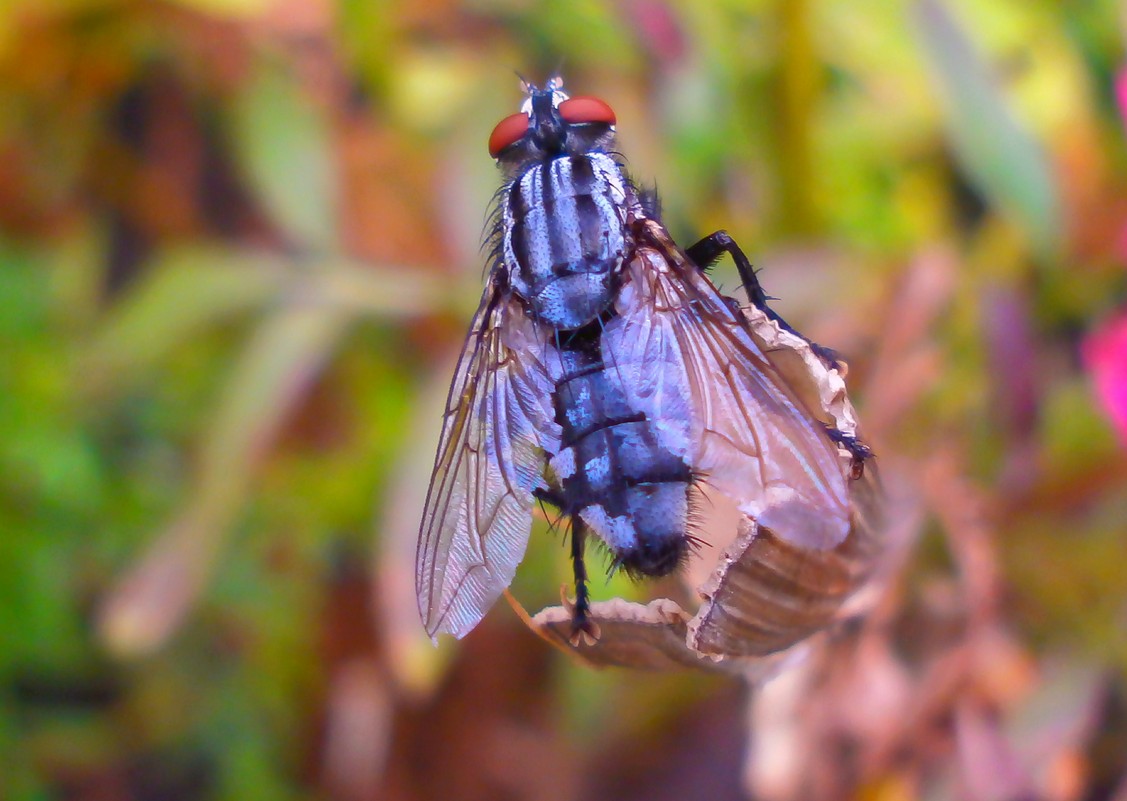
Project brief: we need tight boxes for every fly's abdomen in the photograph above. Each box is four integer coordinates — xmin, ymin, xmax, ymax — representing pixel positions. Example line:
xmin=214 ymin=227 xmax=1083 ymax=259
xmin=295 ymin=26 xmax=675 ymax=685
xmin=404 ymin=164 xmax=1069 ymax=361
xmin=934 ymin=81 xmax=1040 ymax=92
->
xmin=549 ymin=344 xmax=694 ymax=576
xmin=503 ymin=153 xmax=628 ymax=329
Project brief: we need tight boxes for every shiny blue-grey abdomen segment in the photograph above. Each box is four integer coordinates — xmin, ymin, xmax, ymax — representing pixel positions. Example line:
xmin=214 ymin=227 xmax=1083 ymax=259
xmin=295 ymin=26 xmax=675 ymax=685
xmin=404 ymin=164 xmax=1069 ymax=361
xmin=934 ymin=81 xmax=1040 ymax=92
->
xmin=502 ymin=153 xmax=628 ymax=330
xmin=548 ymin=345 xmax=694 ymax=577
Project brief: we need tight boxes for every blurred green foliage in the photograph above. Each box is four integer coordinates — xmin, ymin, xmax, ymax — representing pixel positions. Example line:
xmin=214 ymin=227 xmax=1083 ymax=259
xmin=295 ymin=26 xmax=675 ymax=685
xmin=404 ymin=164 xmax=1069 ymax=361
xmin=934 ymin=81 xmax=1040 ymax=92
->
xmin=2 ymin=1 xmax=1127 ymax=800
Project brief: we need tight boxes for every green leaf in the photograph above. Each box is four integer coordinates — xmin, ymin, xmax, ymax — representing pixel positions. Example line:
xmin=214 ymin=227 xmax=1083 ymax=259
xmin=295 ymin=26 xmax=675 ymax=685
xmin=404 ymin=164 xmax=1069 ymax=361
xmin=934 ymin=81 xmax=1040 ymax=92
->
xmin=231 ymin=63 xmax=339 ymax=253
xmin=84 ymin=247 xmax=287 ymax=392
xmin=915 ymin=0 xmax=1062 ymax=257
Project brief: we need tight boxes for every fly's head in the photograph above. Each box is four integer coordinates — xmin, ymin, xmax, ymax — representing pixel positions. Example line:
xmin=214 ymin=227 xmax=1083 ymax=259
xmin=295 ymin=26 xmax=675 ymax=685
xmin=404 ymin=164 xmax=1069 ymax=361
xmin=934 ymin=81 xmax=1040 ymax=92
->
xmin=488 ymin=76 xmax=618 ymax=177
xmin=487 ymin=77 xmax=634 ymax=330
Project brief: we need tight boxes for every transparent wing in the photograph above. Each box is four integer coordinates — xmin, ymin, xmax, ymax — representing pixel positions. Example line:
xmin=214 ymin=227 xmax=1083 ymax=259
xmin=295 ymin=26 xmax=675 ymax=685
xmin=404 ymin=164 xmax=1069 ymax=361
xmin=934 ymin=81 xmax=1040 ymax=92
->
xmin=416 ymin=281 xmax=560 ymax=639
xmin=605 ymin=220 xmax=850 ymax=549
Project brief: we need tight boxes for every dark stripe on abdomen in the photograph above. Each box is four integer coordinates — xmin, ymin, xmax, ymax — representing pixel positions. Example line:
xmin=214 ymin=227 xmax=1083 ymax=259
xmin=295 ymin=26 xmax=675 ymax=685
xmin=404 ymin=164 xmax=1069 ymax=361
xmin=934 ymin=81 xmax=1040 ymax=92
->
xmin=561 ymin=412 xmax=646 ymax=450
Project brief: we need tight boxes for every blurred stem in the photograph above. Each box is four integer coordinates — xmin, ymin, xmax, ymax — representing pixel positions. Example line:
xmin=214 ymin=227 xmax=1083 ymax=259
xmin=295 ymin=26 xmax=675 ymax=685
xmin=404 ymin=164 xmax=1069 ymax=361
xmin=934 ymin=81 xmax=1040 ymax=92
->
xmin=773 ymin=0 xmax=819 ymax=236
xmin=98 ymin=303 xmax=349 ymax=656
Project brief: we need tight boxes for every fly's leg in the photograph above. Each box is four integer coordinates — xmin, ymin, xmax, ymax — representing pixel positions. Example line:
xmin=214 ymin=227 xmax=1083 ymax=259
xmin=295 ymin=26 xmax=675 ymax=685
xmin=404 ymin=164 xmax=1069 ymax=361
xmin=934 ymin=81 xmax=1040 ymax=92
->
xmin=686 ymin=230 xmax=771 ymax=310
xmin=533 ymin=487 xmax=567 ymax=532
xmin=687 ymin=230 xmax=874 ymax=477
xmin=568 ymin=517 xmax=598 ymax=644
xmin=533 ymin=490 xmax=600 ymax=643
xmin=825 ymin=427 xmax=874 ymax=479
xmin=685 ymin=230 xmax=842 ymax=369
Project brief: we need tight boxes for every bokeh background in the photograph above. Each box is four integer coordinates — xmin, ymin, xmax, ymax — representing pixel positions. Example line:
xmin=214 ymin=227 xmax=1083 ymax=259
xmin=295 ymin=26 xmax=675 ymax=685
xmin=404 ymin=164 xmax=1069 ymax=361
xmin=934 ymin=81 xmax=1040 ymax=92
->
xmin=3 ymin=0 xmax=1127 ymax=799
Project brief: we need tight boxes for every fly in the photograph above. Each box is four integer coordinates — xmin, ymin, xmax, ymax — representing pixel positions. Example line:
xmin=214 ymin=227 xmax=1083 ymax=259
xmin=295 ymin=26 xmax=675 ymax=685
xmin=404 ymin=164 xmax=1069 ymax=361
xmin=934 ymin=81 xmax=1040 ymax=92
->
xmin=415 ymin=77 xmax=870 ymax=642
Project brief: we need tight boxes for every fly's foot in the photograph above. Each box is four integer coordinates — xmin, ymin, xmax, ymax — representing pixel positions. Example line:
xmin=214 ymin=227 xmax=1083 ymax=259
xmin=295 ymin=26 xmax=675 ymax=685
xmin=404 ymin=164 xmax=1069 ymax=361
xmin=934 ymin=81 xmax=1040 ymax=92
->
xmin=561 ymin=585 xmax=600 ymax=646
xmin=825 ymin=427 xmax=873 ymax=479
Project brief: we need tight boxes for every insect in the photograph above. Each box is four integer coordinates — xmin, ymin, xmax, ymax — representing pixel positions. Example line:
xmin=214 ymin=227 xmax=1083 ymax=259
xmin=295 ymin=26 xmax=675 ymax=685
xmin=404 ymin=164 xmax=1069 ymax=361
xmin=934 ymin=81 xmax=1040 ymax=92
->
xmin=416 ymin=77 xmax=870 ymax=642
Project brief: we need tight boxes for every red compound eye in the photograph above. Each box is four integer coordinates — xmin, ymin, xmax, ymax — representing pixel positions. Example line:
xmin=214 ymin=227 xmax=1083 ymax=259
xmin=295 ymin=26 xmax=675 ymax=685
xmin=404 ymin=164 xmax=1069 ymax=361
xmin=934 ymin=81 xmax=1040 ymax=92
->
xmin=488 ymin=112 xmax=530 ymax=158
xmin=558 ymin=96 xmax=616 ymax=126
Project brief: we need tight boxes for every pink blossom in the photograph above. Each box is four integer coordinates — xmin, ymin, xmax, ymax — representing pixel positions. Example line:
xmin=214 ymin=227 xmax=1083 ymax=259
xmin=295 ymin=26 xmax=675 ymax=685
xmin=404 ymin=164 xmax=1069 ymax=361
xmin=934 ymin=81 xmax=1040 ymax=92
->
xmin=1083 ymin=312 xmax=1127 ymax=445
